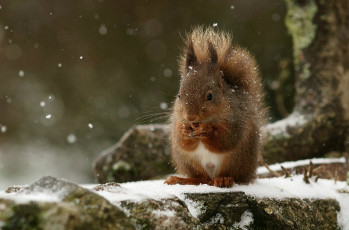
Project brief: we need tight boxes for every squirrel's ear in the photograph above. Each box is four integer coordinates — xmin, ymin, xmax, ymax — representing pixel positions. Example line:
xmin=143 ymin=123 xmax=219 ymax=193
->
xmin=186 ymin=40 xmax=197 ymax=69
xmin=208 ymin=42 xmax=218 ymax=65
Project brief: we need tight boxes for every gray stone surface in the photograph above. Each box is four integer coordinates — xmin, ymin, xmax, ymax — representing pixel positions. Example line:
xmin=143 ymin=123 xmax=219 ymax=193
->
xmin=0 ymin=176 xmax=341 ymax=230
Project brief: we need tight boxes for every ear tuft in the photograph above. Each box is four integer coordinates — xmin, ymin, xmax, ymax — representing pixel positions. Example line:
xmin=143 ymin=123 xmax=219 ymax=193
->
xmin=208 ymin=42 xmax=218 ymax=64
xmin=186 ymin=40 xmax=197 ymax=69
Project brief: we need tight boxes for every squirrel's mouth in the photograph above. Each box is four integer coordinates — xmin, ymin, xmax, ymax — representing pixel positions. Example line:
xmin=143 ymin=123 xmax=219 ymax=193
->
xmin=188 ymin=122 xmax=212 ymax=138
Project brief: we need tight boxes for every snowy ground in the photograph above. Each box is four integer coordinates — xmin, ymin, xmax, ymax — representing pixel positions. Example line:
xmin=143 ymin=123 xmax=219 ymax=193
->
xmin=2 ymin=175 xmax=347 ymax=228
xmin=0 ymin=157 xmax=348 ymax=228
xmin=89 ymin=176 xmax=349 ymax=229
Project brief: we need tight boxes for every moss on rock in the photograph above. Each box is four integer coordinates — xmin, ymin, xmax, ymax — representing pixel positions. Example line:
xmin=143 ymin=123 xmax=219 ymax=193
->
xmin=285 ymin=0 xmax=318 ymax=70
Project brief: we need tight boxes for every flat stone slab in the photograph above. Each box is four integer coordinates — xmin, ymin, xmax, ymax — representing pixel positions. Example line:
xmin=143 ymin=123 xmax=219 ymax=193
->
xmin=0 ymin=176 xmax=346 ymax=229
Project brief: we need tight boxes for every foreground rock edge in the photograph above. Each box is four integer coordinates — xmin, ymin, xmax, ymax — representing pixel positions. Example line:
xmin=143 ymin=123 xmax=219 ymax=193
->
xmin=0 ymin=176 xmax=341 ymax=229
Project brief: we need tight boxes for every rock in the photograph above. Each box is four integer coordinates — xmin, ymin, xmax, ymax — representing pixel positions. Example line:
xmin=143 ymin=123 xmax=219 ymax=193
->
xmin=5 ymin=186 xmax=22 ymax=194
xmin=93 ymin=182 xmax=121 ymax=191
xmin=247 ymin=197 xmax=340 ymax=229
xmin=0 ymin=176 xmax=341 ymax=230
xmin=0 ymin=176 xmax=134 ymax=230
xmin=93 ymin=124 xmax=173 ymax=183
xmin=184 ymin=192 xmax=249 ymax=226
xmin=120 ymin=198 xmax=200 ymax=229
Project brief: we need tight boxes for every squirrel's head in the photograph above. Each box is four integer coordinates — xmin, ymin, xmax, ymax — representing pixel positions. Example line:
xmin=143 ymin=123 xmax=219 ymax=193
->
xmin=175 ymin=41 xmax=231 ymax=123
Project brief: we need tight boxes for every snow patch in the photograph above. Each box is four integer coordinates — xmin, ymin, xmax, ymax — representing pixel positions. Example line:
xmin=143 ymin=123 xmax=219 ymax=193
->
xmin=183 ymin=198 xmax=206 ymax=219
xmin=233 ymin=210 xmax=253 ymax=229
xmin=152 ymin=209 xmax=176 ymax=218
xmin=0 ymin=190 xmax=60 ymax=204
xmin=208 ymin=213 xmax=224 ymax=225
xmin=337 ymin=194 xmax=349 ymax=230
xmin=266 ymin=112 xmax=307 ymax=137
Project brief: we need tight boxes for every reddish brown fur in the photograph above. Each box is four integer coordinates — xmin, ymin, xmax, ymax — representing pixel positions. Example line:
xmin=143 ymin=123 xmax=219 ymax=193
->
xmin=164 ymin=26 xmax=267 ymax=187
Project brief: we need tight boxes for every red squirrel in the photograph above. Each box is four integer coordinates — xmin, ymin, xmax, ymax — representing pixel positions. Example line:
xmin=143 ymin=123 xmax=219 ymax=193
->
xmin=164 ymin=27 xmax=267 ymax=187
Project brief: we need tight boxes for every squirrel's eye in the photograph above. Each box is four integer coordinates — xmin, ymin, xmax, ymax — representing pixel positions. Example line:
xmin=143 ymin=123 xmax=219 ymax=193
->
xmin=206 ymin=93 xmax=213 ymax=101
xmin=177 ymin=94 xmax=181 ymax=99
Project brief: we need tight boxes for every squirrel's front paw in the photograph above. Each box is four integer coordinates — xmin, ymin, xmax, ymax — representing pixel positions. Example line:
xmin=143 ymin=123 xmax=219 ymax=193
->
xmin=191 ymin=123 xmax=212 ymax=138
xmin=180 ymin=124 xmax=193 ymax=139
xmin=209 ymin=177 xmax=234 ymax=188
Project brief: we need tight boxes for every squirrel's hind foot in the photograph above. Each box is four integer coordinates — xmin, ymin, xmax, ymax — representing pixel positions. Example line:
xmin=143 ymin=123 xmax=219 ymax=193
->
xmin=209 ymin=177 xmax=234 ymax=188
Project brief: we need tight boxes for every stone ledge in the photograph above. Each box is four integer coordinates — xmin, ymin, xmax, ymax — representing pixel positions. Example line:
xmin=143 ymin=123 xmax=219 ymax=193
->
xmin=0 ymin=176 xmax=341 ymax=230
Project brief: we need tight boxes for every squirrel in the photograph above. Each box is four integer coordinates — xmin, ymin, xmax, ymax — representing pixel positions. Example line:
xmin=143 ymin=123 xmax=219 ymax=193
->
xmin=164 ymin=26 xmax=267 ymax=187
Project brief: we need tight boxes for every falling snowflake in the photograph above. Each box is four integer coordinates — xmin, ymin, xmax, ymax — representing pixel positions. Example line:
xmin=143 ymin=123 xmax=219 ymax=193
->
xmin=99 ymin=24 xmax=108 ymax=35
xmin=67 ymin=133 xmax=77 ymax=143
xmin=160 ymin=102 xmax=168 ymax=110
xmin=19 ymin=70 xmax=24 ymax=77
xmin=1 ymin=125 xmax=7 ymax=133
xmin=163 ymin=68 xmax=173 ymax=77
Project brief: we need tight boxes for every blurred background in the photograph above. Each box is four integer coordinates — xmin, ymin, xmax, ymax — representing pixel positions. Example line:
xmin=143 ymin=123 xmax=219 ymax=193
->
xmin=0 ymin=0 xmax=295 ymax=189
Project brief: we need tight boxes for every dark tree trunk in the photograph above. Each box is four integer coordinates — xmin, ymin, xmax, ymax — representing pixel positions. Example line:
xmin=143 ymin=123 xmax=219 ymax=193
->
xmin=262 ymin=0 xmax=349 ymax=163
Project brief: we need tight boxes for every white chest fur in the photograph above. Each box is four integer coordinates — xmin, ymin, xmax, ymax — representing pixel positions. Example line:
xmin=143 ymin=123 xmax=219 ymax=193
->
xmin=191 ymin=142 xmax=224 ymax=179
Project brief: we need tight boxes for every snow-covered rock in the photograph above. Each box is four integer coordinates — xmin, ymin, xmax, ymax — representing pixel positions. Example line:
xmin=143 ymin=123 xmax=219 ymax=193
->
xmin=1 ymin=176 xmax=346 ymax=229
